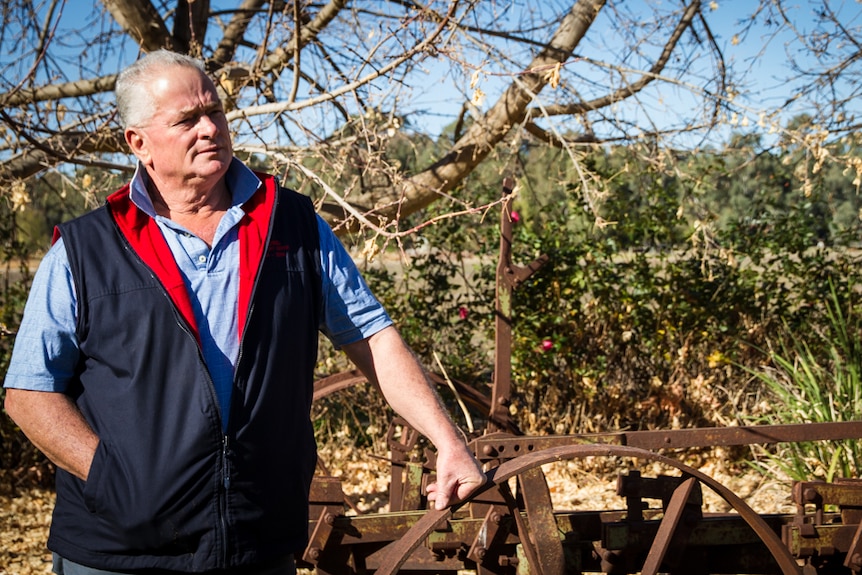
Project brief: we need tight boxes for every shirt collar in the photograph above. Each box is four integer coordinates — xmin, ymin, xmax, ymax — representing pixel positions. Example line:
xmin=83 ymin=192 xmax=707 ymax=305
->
xmin=128 ymin=157 xmax=262 ymax=217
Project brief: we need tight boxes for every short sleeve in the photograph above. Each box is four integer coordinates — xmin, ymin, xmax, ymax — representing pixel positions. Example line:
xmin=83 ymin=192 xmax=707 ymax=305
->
xmin=3 ymin=239 xmax=80 ymax=392
xmin=317 ymin=217 xmax=392 ymax=347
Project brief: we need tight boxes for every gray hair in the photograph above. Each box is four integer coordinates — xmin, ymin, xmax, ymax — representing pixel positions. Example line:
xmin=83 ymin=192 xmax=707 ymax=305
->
xmin=115 ymin=50 xmax=207 ymax=129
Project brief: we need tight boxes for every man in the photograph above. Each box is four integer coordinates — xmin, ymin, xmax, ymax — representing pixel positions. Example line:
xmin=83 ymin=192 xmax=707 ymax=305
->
xmin=4 ymin=50 xmax=485 ymax=575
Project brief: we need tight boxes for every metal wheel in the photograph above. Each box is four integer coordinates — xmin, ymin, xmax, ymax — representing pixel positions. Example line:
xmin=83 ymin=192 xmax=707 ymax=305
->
xmin=313 ymin=370 xmax=520 ymax=434
xmin=374 ymin=444 xmax=802 ymax=575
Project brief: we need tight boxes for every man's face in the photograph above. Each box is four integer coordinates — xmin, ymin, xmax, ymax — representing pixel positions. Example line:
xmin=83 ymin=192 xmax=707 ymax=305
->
xmin=125 ymin=65 xmax=232 ymax=190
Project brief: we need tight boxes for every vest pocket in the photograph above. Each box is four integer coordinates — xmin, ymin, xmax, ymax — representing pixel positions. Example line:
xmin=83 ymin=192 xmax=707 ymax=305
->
xmin=81 ymin=439 xmax=166 ymax=550
xmin=82 ymin=439 xmax=109 ymax=515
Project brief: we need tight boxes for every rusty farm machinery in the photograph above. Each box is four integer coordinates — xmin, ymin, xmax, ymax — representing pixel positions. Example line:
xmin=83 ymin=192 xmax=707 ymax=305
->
xmin=305 ymin=179 xmax=862 ymax=575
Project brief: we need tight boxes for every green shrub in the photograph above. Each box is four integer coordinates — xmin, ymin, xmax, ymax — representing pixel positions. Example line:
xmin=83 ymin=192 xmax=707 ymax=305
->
xmin=745 ymin=282 xmax=862 ymax=481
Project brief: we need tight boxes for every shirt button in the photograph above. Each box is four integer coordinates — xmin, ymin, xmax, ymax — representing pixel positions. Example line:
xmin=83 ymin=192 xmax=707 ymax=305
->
xmin=198 ymin=255 xmax=207 ymax=264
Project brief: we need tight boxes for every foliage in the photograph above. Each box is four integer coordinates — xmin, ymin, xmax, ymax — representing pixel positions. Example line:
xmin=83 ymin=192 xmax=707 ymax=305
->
xmin=5 ymin=121 xmax=862 ymax=484
xmin=744 ymin=284 xmax=862 ymax=482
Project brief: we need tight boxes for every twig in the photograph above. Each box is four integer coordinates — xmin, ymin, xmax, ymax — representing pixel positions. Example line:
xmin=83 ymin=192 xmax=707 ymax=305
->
xmin=432 ymin=350 xmax=474 ymax=433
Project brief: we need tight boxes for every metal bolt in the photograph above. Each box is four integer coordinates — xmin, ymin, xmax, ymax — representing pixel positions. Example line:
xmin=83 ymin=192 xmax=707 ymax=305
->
xmin=803 ymin=487 xmax=821 ymax=503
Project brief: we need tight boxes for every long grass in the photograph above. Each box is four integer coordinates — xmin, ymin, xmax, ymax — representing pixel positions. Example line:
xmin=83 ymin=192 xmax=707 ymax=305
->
xmin=745 ymin=283 xmax=862 ymax=481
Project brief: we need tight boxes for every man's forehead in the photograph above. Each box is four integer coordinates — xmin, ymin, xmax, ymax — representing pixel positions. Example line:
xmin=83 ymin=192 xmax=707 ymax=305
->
xmin=150 ymin=70 xmax=221 ymax=109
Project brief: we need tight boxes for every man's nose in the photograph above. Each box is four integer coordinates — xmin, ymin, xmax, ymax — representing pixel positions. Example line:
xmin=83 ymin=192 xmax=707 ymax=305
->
xmin=198 ymin=113 xmax=220 ymax=137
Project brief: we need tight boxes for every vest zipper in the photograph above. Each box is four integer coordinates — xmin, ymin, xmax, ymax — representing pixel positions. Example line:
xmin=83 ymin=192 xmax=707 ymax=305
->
xmin=233 ymin=190 xmax=279 ymax=374
xmin=172 ymin=304 xmax=232 ymax=569
xmin=220 ymin=433 xmax=232 ymax=568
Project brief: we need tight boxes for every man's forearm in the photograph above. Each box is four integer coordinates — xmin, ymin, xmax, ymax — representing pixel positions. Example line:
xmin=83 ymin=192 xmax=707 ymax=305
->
xmin=342 ymin=326 xmax=486 ymax=508
xmin=342 ymin=326 xmax=465 ymax=449
xmin=4 ymin=388 xmax=98 ymax=481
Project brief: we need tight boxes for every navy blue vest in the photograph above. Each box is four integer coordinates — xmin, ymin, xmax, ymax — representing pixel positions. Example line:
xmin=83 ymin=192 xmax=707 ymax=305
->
xmin=48 ymin=177 xmax=321 ymax=572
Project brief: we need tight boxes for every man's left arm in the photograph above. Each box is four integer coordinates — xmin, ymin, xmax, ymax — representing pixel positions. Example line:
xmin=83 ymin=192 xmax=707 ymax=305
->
xmin=341 ymin=325 xmax=486 ymax=510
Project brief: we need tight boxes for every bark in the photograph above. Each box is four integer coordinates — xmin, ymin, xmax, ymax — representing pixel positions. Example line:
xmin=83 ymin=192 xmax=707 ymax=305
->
xmin=211 ymin=0 xmax=268 ymax=67
xmin=330 ymin=0 xmax=607 ymax=224
xmin=0 ymin=76 xmax=118 ymax=108
xmin=526 ymin=0 xmax=701 ymax=119
xmin=99 ymin=0 xmax=178 ymax=52
xmin=0 ymin=128 xmax=127 ymax=184
xmin=173 ymin=0 xmax=211 ymax=56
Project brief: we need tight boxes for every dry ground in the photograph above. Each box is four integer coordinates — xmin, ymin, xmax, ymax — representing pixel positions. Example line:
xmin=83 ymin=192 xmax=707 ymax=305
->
xmin=0 ymin=447 xmax=797 ymax=575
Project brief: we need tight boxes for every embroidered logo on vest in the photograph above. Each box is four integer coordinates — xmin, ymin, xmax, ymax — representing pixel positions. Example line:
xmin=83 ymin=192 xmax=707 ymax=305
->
xmin=267 ymin=240 xmax=291 ymax=258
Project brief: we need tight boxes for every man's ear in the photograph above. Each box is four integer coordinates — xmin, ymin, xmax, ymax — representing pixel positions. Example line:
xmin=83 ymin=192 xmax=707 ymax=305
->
xmin=125 ymin=127 xmax=149 ymax=163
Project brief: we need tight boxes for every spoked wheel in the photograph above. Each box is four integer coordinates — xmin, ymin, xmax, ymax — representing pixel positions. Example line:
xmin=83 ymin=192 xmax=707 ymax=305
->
xmin=374 ymin=444 xmax=802 ymax=575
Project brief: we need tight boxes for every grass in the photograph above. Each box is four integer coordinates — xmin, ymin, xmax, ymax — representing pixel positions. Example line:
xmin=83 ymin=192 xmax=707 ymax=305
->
xmin=745 ymin=282 xmax=862 ymax=481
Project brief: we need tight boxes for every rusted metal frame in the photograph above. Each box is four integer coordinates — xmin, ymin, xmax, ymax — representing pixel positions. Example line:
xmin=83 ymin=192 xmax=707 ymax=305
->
xmin=466 ymin=505 xmax=515 ymax=572
xmin=602 ymin=513 xmax=792 ymax=548
xmin=497 ymin=477 xmax=546 ymax=573
xmin=488 ymin=177 xmax=548 ymax=433
xmin=310 ymin=495 xmax=798 ymax=573
xmin=386 ymin=416 xmax=423 ymax=512
xmin=617 ymin=471 xmax=703 ymax=513
xmin=845 ymin=522 xmax=862 ymax=572
xmin=793 ymin=479 xmax=862 ymax=510
xmin=784 ymin=522 xmax=856 ymax=558
xmin=640 ymin=476 xmax=699 ymax=575
xmin=518 ymin=466 xmax=566 ymax=574
xmin=375 ymin=444 xmax=803 ymax=575
xmin=473 ymin=421 xmax=862 ymax=461
xmin=312 ymin=369 xmax=368 ymax=401
xmin=778 ymin=479 xmax=862 ymax=571
xmin=303 ymin=476 xmax=346 ymax=566
xmin=848 ymin=541 xmax=862 ymax=570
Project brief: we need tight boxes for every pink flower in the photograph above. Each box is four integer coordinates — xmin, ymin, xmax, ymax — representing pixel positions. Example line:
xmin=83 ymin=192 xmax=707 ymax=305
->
xmin=511 ymin=210 xmax=521 ymax=223
xmin=541 ymin=339 xmax=553 ymax=352
xmin=458 ymin=306 xmax=469 ymax=320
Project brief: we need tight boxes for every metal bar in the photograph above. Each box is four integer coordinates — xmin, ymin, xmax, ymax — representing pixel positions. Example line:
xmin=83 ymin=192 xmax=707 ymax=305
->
xmin=488 ymin=179 xmax=516 ymax=434
xmin=474 ymin=421 xmax=862 ymax=460
xmin=641 ymin=476 xmax=697 ymax=575
xmin=519 ymin=466 xmax=565 ymax=574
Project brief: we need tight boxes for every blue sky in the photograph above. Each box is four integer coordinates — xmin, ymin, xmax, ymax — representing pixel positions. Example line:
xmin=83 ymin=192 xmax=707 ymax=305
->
xmin=21 ymin=1 xmax=862 ymax=149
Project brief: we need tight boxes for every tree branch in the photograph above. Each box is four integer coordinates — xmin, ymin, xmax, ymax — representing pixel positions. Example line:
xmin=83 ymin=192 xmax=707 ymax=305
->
xmin=525 ymin=0 xmax=700 ymax=119
xmin=0 ymin=75 xmax=118 ymax=108
xmin=386 ymin=0 xmax=607 ymax=219
xmin=99 ymin=0 xmax=177 ymax=52
xmin=211 ymin=0 xmax=268 ymax=67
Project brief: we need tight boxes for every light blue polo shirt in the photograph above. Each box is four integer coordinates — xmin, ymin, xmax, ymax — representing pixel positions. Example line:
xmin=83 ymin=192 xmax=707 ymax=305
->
xmin=4 ymin=159 xmax=392 ymax=430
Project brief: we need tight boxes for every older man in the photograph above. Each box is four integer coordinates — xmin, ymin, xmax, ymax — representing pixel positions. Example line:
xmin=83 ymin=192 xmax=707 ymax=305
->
xmin=4 ymin=50 xmax=484 ymax=575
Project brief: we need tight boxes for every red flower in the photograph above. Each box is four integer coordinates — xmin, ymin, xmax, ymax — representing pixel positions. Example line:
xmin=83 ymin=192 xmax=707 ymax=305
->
xmin=458 ymin=306 xmax=469 ymax=320
xmin=511 ymin=210 xmax=521 ymax=223
xmin=541 ymin=339 xmax=553 ymax=352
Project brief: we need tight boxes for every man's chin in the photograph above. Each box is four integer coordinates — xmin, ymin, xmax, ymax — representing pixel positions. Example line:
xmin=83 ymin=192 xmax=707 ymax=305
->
xmin=197 ymin=156 xmax=232 ymax=176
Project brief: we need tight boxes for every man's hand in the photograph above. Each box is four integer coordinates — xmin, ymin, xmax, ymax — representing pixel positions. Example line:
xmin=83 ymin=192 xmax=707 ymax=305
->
xmin=4 ymin=388 xmax=98 ymax=481
xmin=342 ymin=327 xmax=487 ymax=509
xmin=425 ymin=446 xmax=487 ymax=510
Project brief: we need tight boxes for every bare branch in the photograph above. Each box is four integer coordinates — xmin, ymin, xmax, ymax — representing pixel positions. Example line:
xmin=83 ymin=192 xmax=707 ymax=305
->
xmin=388 ymin=0 xmax=607 ymax=218
xmin=173 ymin=0 xmax=211 ymax=56
xmin=1 ymin=76 xmax=118 ymax=108
xmin=227 ymin=0 xmax=459 ymax=121
xmin=526 ymin=0 xmax=700 ymax=119
xmin=256 ymin=0 xmax=348 ymax=78
xmin=99 ymin=0 xmax=177 ymax=52
xmin=211 ymin=0 xmax=267 ymax=67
